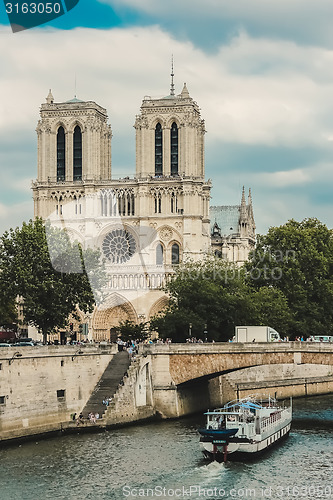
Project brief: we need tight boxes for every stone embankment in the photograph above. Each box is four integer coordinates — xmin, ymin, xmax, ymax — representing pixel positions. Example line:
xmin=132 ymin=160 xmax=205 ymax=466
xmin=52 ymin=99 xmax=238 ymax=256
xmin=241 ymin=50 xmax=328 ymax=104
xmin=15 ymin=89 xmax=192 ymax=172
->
xmin=0 ymin=344 xmax=116 ymax=443
xmin=1 ymin=342 xmax=333 ymax=444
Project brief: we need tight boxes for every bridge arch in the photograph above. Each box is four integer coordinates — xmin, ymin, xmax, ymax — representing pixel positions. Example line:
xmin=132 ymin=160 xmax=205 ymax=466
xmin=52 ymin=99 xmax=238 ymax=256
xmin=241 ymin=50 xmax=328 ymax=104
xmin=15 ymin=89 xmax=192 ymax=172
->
xmin=167 ymin=347 xmax=333 ymax=385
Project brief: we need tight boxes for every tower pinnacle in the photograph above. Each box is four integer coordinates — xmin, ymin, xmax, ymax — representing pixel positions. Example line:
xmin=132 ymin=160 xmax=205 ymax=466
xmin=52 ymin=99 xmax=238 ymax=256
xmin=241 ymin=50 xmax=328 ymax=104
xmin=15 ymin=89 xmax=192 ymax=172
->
xmin=46 ymin=89 xmax=54 ymax=104
xmin=240 ymin=186 xmax=247 ymax=220
xmin=170 ymin=55 xmax=175 ymax=96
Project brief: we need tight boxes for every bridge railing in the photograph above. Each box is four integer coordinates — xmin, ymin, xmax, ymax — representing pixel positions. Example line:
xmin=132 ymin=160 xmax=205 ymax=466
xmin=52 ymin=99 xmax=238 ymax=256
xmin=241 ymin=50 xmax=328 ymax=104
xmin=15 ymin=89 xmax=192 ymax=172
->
xmin=139 ymin=342 xmax=333 ymax=355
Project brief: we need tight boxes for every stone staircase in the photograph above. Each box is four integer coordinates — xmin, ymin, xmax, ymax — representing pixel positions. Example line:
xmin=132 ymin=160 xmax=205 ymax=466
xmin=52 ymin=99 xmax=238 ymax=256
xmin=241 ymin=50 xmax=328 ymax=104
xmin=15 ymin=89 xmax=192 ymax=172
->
xmin=103 ymin=355 xmax=155 ymax=425
xmin=81 ymin=350 xmax=131 ymax=419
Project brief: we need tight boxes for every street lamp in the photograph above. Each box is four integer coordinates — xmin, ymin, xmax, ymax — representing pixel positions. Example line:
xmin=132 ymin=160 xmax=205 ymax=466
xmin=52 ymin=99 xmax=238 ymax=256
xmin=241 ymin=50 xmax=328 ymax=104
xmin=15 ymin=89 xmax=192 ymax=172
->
xmin=189 ymin=323 xmax=192 ymax=339
xmin=9 ymin=352 xmax=23 ymax=365
xmin=204 ymin=324 xmax=208 ymax=341
xmin=71 ymin=349 xmax=83 ymax=361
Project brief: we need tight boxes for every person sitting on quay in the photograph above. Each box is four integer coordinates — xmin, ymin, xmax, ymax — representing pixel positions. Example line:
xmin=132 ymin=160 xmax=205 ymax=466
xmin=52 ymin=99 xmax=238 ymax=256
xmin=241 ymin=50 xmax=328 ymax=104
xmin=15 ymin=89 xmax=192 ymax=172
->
xmin=88 ymin=413 xmax=96 ymax=424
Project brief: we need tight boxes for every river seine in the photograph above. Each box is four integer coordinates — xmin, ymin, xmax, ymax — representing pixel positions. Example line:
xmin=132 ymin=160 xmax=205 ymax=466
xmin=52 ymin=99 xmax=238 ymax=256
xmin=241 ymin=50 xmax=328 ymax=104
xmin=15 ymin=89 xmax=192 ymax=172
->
xmin=1 ymin=395 xmax=332 ymax=500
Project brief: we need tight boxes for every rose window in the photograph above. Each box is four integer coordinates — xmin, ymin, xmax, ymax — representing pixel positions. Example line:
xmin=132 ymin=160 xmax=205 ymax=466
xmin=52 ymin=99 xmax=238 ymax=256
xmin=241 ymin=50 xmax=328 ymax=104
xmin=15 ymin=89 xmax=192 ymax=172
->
xmin=102 ymin=229 xmax=136 ymax=264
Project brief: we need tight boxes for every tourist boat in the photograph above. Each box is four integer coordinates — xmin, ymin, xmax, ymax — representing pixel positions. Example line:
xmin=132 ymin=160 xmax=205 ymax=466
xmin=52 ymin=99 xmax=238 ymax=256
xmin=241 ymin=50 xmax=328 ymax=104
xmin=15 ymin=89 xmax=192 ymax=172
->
xmin=199 ymin=395 xmax=292 ymax=462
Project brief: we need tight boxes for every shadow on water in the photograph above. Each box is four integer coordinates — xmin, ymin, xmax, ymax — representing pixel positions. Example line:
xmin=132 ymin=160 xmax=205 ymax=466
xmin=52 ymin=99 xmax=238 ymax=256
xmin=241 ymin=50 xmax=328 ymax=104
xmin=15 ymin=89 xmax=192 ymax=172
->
xmin=292 ymin=393 xmax=333 ymax=429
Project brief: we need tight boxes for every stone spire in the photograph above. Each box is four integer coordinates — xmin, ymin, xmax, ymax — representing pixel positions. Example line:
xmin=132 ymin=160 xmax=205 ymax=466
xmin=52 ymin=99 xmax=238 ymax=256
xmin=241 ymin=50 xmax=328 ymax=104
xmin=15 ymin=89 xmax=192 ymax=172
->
xmin=248 ymin=187 xmax=252 ymax=206
xmin=247 ymin=188 xmax=256 ymax=232
xmin=46 ymin=89 xmax=54 ymax=104
xmin=240 ymin=186 xmax=247 ymax=220
xmin=248 ymin=188 xmax=254 ymax=217
xmin=180 ymin=82 xmax=190 ymax=98
xmin=170 ymin=56 xmax=175 ymax=96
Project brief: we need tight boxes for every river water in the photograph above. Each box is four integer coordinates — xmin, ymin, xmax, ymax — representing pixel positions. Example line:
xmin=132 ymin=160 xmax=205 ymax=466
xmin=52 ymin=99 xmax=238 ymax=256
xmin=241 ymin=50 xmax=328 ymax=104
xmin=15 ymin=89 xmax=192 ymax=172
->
xmin=1 ymin=395 xmax=332 ymax=500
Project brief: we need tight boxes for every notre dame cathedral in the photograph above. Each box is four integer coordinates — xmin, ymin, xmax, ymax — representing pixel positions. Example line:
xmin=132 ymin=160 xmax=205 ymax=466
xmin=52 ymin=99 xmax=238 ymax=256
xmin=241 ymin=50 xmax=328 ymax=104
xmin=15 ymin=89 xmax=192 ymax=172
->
xmin=32 ymin=77 xmax=255 ymax=341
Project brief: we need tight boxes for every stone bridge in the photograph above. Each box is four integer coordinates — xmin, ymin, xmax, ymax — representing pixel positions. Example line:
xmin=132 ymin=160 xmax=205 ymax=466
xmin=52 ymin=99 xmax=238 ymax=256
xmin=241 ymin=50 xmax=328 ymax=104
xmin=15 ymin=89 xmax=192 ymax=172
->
xmin=137 ymin=342 xmax=333 ymax=417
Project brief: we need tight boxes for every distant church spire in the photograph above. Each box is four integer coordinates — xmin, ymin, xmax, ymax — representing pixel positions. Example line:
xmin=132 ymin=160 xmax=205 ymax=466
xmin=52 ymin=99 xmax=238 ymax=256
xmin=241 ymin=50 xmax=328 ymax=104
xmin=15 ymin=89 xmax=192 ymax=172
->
xmin=248 ymin=188 xmax=255 ymax=230
xmin=248 ymin=188 xmax=253 ymax=216
xmin=240 ymin=186 xmax=247 ymax=220
xmin=170 ymin=55 xmax=175 ymax=96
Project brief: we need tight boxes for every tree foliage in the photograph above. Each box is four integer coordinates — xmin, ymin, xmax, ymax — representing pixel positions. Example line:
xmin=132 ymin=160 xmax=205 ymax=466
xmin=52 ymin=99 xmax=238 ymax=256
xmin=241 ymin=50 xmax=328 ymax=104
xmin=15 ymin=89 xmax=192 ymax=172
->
xmin=117 ymin=320 xmax=149 ymax=342
xmin=0 ymin=218 xmax=106 ymax=343
xmin=150 ymin=258 xmax=291 ymax=342
xmin=0 ymin=293 xmax=18 ymax=327
xmin=246 ymin=218 xmax=333 ymax=338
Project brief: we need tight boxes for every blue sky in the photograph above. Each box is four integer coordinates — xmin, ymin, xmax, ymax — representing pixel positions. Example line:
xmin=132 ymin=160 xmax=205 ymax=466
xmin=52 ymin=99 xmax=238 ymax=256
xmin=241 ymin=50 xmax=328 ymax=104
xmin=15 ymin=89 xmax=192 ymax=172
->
xmin=1 ymin=0 xmax=333 ymax=235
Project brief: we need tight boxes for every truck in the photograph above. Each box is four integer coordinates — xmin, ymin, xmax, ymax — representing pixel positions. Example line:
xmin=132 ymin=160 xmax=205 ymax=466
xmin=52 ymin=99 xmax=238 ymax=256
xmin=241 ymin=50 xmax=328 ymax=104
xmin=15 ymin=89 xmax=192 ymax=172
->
xmin=234 ymin=326 xmax=281 ymax=342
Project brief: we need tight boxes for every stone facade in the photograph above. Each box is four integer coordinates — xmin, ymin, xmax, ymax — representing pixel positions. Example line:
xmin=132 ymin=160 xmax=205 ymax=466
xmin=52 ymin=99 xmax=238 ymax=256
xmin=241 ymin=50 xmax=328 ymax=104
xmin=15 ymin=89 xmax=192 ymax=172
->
xmin=32 ymin=81 xmax=255 ymax=341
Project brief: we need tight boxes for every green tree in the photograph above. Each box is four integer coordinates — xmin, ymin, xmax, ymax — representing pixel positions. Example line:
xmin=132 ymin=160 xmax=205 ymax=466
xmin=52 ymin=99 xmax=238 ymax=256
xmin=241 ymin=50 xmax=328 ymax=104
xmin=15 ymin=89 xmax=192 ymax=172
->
xmin=0 ymin=218 xmax=106 ymax=343
xmin=149 ymin=258 xmax=293 ymax=342
xmin=150 ymin=259 xmax=252 ymax=342
xmin=0 ymin=294 xmax=18 ymax=327
xmin=249 ymin=287 xmax=293 ymax=335
xmin=150 ymin=307 xmax=203 ymax=342
xmin=246 ymin=218 xmax=333 ymax=338
xmin=117 ymin=320 xmax=148 ymax=343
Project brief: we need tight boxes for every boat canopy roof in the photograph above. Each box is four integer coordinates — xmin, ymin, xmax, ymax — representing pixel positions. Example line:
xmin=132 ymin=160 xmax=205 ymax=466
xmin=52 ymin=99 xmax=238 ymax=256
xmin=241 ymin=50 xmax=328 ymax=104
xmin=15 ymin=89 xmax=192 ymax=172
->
xmin=204 ymin=410 xmax=239 ymax=415
xmin=238 ymin=402 xmax=263 ymax=409
xmin=205 ymin=401 xmax=265 ymax=415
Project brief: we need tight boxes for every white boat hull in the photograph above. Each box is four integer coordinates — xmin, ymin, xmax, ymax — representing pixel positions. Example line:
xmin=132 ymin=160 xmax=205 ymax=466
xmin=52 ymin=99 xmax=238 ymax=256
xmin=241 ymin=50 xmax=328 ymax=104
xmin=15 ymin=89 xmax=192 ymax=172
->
xmin=200 ymin=422 xmax=291 ymax=461
xmin=199 ymin=397 xmax=292 ymax=461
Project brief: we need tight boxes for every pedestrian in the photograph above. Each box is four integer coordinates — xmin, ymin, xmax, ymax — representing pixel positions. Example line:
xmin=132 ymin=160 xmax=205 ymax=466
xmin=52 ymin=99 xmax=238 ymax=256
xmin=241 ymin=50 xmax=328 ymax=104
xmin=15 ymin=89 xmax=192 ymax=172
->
xmin=76 ymin=413 xmax=83 ymax=426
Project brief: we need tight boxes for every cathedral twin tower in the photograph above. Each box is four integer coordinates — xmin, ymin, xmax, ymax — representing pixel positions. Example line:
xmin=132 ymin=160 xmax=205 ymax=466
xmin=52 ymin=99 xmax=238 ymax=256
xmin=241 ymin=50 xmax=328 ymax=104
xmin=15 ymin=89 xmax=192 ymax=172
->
xmin=32 ymin=79 xmax=254 ymax=340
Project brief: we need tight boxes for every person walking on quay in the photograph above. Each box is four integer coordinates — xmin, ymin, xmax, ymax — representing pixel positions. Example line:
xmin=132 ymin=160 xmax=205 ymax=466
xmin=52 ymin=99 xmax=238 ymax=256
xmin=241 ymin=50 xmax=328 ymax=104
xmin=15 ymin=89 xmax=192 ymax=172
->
xmin=76 ymin=412 xmax=84 ymax=426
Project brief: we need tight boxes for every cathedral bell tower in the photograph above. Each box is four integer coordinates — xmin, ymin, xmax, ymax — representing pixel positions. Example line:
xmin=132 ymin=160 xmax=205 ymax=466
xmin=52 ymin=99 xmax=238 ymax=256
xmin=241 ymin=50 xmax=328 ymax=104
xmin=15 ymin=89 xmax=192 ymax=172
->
xmin=133 ymin=68 xmax=211 ymax=260
xmin=33 ymin=90 xmax=112 ymax=219
xmin=134 ymin=76 xmax=205 ymax=179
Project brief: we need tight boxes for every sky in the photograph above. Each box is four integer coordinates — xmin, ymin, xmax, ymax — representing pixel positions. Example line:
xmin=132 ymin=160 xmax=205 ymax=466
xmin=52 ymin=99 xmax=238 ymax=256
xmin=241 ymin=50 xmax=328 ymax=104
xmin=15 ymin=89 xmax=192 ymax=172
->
xmin=1 ymin=0 xmax=333 ymax=235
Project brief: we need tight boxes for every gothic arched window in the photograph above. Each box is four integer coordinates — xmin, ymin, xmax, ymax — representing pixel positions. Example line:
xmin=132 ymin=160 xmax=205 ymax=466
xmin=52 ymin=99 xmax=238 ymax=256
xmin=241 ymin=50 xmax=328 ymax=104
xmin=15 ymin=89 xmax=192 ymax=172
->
xmin=170 ymin=122 xmax=178 ymax=176
xmin=73 ymin=125 xmax=82 ymax=181
xmin=156 ymin=244 xmax=164 ymax=266
xmin=171 ymin=243 xmax=180 ymax=265
xmin=154 ymin=193 xmax=162 ymax=214
xmin=155 ymin=123 xmax=163 ymax=176
xmin=57 ymin=126 xmax=65 ymax=181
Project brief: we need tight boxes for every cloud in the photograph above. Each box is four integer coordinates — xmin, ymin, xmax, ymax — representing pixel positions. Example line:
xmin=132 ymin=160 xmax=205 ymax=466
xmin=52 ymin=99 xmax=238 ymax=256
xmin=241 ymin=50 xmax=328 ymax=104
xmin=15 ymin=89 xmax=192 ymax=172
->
xmin=0 ymin=201 xmax=33 ymax=236
xmin=255 ymin=169 xmax=311 ymax=188
xmin=100 ymin=0 xmax=333 ymax=49
xmin=2 ymin=26 xmax=333 ymax=150
xmin=1 ymin=24 xmax=333 ymax=234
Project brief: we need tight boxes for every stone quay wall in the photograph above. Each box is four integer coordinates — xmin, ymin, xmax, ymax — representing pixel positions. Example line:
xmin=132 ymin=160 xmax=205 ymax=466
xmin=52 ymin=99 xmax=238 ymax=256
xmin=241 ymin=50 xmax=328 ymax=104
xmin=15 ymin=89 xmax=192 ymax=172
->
xmin=1 ymin=342 xmax=333 ymax=443
xmin=0 ymin=344 xmax=117 ymax=442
